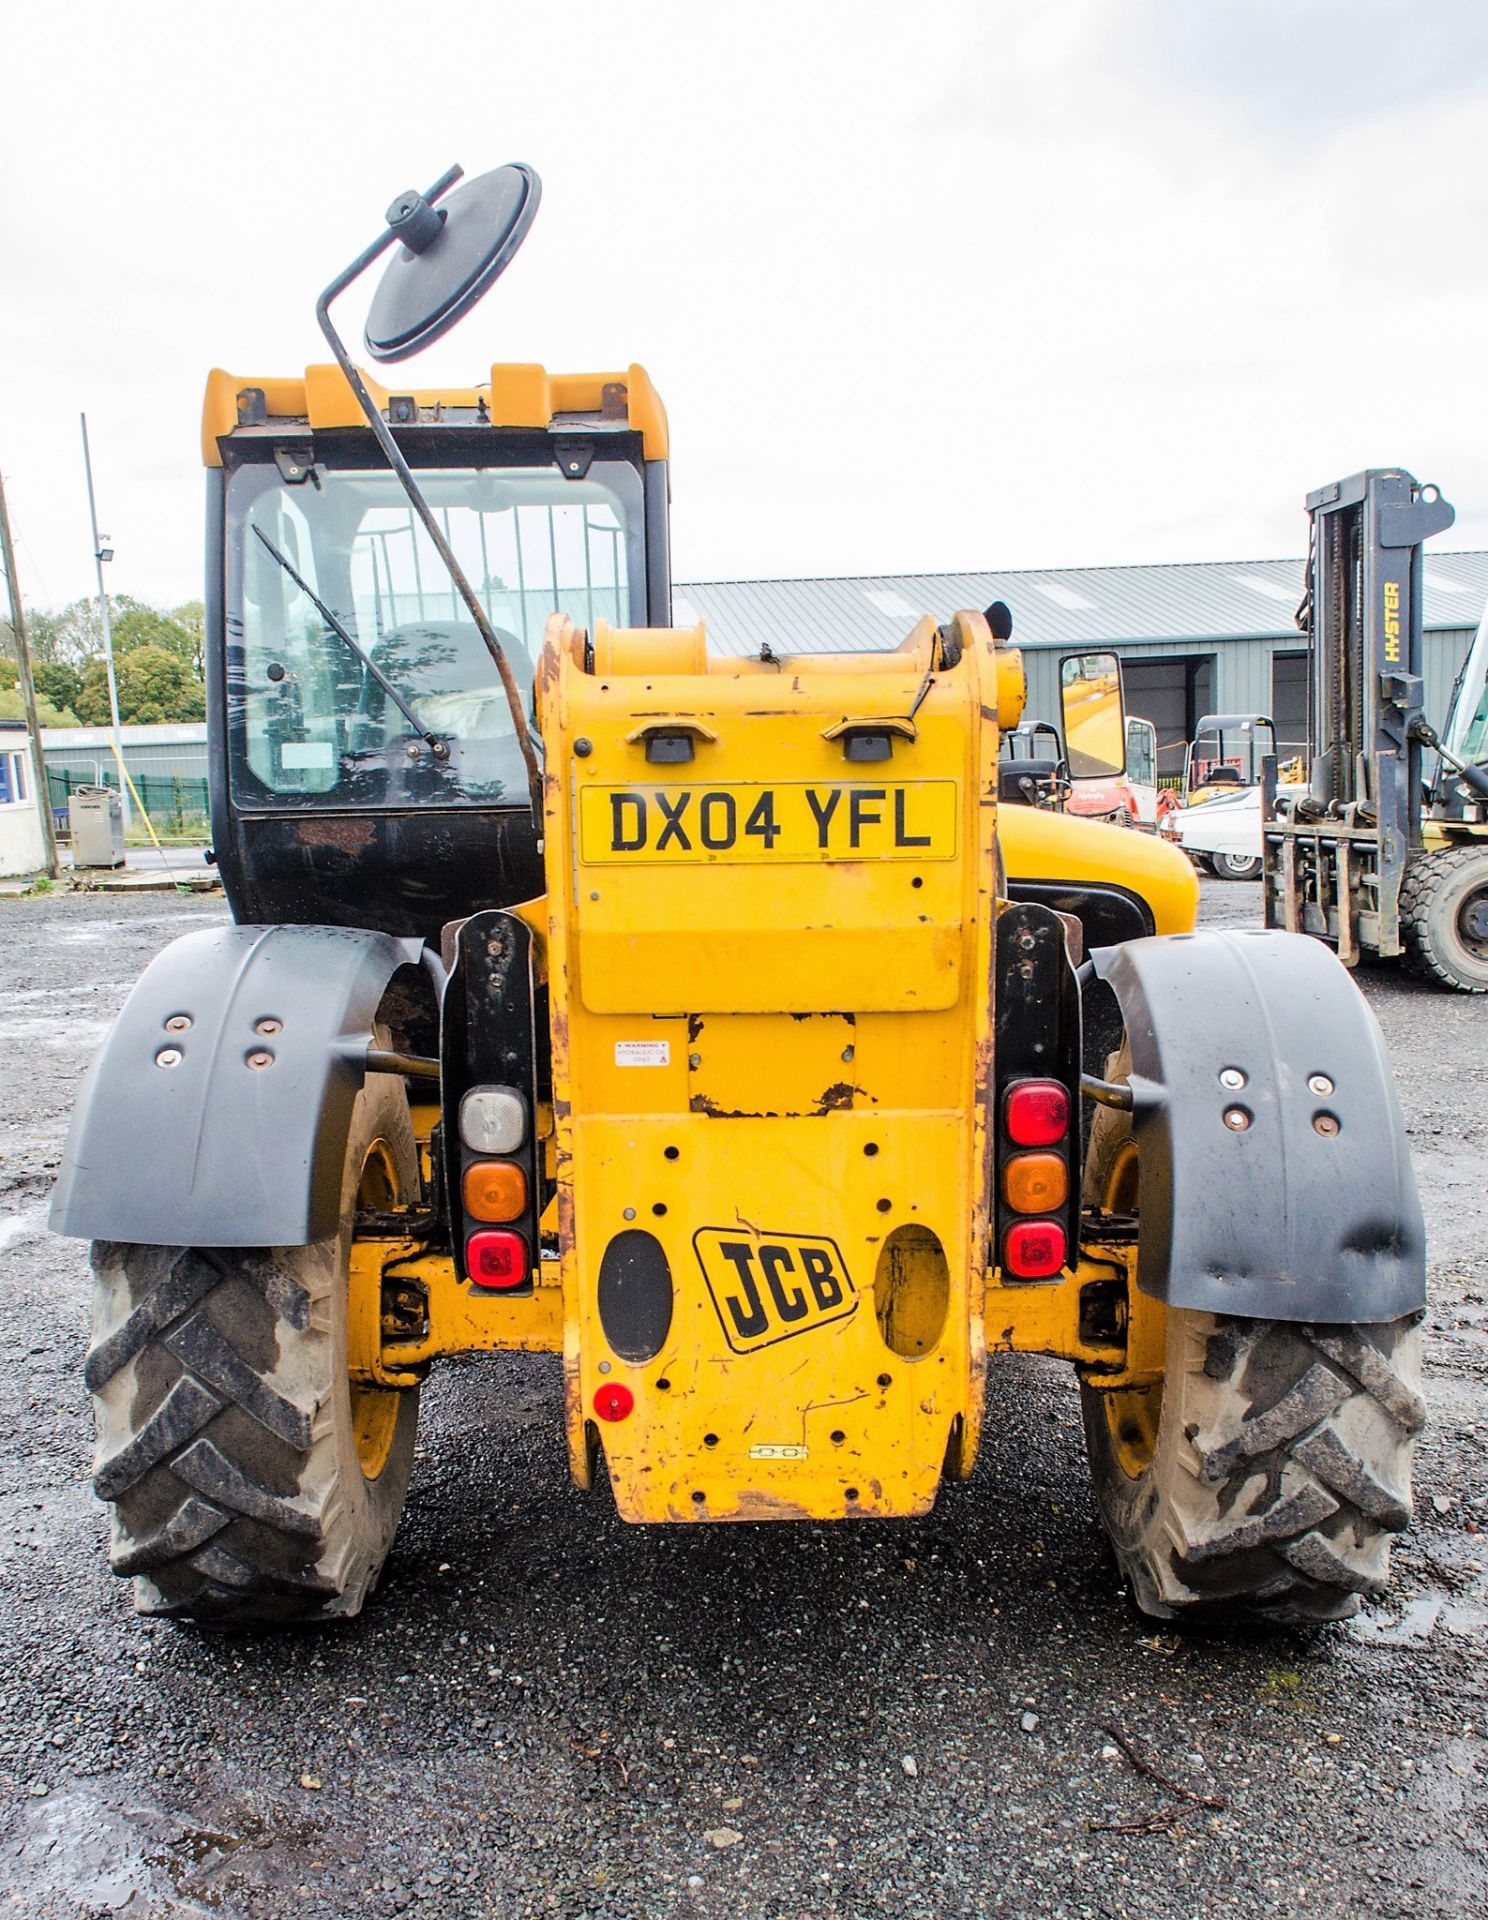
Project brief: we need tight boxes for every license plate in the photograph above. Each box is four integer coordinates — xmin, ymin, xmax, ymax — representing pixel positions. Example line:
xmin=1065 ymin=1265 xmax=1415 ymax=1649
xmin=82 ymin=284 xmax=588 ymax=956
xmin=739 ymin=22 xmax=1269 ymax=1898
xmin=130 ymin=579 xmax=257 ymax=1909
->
xmin=578 ymin=780 xmax=957 ymax=865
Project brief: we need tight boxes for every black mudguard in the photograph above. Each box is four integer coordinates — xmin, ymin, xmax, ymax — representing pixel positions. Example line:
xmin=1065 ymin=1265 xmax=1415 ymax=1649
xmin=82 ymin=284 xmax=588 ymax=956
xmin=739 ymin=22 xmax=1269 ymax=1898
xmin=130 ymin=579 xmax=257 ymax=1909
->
xmin=50 ymin=924 xmax=424 ymax=1247
xmin=1089 ymin=928 xmax=1425 ymax=1323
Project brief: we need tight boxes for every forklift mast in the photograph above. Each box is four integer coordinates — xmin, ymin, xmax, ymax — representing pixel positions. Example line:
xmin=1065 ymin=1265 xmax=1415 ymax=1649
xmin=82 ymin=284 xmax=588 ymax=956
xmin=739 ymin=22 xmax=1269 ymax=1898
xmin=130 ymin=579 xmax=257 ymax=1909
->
xmin=1266 ymin=469 xmax=1453 ymax=959
xmin=1305 ymin=470 xmax=1453 ymax=818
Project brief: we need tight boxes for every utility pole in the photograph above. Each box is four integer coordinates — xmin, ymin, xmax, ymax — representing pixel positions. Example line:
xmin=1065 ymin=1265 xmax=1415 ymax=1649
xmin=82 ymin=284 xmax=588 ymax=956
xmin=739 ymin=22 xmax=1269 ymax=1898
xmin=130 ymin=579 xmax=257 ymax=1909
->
xmin=0 ymin=462 xmax=62 ymax=880
xmin=80 ymin=412 xmax=130 ymax=827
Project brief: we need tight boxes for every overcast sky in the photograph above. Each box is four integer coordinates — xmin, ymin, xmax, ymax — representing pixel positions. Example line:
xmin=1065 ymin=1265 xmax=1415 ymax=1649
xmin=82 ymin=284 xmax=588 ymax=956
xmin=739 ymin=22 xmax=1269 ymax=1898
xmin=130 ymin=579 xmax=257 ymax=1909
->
xmin=3 ymin=0 xmax=1486 ymax=618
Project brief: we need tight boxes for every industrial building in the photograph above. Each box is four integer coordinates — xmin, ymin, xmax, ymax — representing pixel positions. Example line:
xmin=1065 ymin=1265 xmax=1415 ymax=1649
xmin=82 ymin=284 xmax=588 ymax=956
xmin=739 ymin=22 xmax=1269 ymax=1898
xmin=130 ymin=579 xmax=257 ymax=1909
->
xmin=38 ymin=722 xmax=210 ymax=832
xmin=677 ymin=551 xmax=1488 ymax=777
xmin=23 ymin=550 xmax=1488 ymax=843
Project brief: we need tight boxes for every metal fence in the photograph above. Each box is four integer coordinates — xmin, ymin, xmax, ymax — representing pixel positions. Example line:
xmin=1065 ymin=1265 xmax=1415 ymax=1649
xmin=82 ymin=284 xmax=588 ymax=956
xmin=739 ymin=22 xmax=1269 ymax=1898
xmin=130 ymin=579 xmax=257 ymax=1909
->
xmin=47 ymin=765 xmax=211 ymax=836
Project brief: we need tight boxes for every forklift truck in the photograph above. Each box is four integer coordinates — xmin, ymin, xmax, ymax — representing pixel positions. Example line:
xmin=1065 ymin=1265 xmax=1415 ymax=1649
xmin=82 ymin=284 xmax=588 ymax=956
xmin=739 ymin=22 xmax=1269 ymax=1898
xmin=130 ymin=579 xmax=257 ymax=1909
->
xmin=1264 ymin=468 xmax=1488 ymax=989
xmin=51 ymin=166 xmax=1426 ymax=1630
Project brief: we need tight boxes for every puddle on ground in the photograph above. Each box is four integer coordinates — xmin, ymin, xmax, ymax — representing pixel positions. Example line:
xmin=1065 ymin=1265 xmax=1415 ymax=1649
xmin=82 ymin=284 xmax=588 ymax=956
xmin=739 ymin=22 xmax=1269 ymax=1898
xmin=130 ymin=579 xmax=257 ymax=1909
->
xmin=7 ymin=1786 xmax=306 ymax=1914
xmin=52 ymin=910 xmax=225 ymax=946
xmin=0 ymin=1013 xmax=115 ymax=1049
xmin=0 ymin=1206 xmax=49 ymax=1253
xmin=2 ymin=982 xmax=135 ymax=1008
xmin=9 ymin=1791 xmax=159 ymax=1915
xmin=1352 ymin=1585 xmax=1488 ymax=1644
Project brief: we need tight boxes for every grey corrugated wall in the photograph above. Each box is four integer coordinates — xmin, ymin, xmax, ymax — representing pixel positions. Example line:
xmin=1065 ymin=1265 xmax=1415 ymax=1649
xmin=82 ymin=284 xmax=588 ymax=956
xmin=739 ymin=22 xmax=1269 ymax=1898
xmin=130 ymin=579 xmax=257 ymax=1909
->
xmin=1019 ymin=630 xmax=1476 ymax=737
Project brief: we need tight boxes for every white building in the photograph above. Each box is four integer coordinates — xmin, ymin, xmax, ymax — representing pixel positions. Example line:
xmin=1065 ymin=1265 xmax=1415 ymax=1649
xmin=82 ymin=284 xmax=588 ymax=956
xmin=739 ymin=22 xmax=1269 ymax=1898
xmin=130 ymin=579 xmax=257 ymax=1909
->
xmin=0 ymin=721 xmax=46 ymax=877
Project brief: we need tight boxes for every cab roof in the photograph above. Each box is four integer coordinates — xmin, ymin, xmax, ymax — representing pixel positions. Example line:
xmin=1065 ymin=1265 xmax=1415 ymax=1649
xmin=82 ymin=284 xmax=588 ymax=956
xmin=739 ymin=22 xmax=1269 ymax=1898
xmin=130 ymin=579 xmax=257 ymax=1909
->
xmin=201 ymin=361 xmax=668 ymax=467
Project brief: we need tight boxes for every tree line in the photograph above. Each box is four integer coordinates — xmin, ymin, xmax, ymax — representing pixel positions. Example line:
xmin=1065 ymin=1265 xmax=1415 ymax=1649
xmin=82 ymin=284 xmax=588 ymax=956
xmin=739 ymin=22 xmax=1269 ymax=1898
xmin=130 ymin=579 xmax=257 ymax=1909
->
xmin=0 ymin=596 xmax=206 ymax=727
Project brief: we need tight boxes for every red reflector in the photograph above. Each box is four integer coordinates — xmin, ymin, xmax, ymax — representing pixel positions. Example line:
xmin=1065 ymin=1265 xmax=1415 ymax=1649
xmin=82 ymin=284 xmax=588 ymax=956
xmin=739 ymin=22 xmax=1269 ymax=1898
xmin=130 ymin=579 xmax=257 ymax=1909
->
xmin=594 ymin=1382 xmax=635 ymax=1422
xmin=467 ymin=1229 xmax=530 ymax=1290
xmin=1005 ymin=1079 xmax=1069 ymax=1147
xmin=1003 ymin=1218 xmax=1067 ymax=1279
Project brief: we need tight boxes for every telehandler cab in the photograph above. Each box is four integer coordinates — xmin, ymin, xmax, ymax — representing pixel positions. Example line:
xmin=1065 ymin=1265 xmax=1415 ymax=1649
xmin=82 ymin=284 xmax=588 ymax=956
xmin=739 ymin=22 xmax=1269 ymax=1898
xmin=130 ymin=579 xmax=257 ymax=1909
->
xmin=54 ymin=165 xmax=1426 ymax=1630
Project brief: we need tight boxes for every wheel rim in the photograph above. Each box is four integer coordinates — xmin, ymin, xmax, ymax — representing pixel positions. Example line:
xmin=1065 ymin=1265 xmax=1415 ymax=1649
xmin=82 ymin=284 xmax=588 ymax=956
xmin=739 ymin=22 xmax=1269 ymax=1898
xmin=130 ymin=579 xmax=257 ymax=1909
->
xmin=1457 ymin=880 xmax=1488 ymax=963
xmin=1096 ymin=1138 xmax=1163 ymax=1479
xmin=350 ymin=1140 xmax=404 ymax=1481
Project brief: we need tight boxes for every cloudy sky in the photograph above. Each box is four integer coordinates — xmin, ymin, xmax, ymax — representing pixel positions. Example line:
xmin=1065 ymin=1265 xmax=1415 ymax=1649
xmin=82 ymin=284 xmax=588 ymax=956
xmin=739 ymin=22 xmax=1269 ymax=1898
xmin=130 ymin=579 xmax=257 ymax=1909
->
xmin=2 ymin=0 xmax=1486 ymax=617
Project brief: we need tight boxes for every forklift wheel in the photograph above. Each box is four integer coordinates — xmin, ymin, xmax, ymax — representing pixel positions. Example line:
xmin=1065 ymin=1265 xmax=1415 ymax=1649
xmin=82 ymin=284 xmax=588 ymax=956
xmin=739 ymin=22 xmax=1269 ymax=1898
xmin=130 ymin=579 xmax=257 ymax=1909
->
xmin=1081 ymin=1309 xmax=1423 ymax=1624
xmin=1400 ymin=845 xmax=1488 ymax=993
xmin=1080 ymin=1040 xmax=1423 ymax=1624
xmin=84 ymin=1074 xmax=421 ymax=1627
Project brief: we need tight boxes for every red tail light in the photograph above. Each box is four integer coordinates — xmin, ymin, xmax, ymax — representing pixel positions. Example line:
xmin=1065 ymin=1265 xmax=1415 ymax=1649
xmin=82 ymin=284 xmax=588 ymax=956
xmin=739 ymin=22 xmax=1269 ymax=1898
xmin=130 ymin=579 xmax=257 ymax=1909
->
xmin=1004 ymin=1079 xmax=1069 ymax=1147
xmin=467 ymin=1229 xmax=531 ymax=1290
xmin=1003 ymin=1219 xmax=1067 ymax=1279
xmin=594 ymin=1382 xmax=635 ymax=1422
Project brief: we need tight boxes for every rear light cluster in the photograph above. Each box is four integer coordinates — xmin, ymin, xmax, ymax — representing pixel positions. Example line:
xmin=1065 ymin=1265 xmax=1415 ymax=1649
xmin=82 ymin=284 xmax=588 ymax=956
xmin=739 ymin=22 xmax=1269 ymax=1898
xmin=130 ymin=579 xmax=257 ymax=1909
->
xmin=1000 ymin=1078 xmax=1071 ymax=1279
xmin=459 ymin=1086 xmax=535 ymax=1292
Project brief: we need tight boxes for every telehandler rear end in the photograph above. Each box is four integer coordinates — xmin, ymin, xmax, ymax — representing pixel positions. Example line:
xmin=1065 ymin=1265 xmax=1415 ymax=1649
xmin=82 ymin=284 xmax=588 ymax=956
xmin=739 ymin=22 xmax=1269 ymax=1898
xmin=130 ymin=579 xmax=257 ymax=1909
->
xmin=53 ymin=165 xmax=1426 ymax=1631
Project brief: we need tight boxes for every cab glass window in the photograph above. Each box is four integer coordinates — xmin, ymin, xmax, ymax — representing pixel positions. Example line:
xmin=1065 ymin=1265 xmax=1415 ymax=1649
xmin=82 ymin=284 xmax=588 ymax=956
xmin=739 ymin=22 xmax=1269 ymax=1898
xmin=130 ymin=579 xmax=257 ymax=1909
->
xmin=225 ymin=461 xmax=644 ymax=808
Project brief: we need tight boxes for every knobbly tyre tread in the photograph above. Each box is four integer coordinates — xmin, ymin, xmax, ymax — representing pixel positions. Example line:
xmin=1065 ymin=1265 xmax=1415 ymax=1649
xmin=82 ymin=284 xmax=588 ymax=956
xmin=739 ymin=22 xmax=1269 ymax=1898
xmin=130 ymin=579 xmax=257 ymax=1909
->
xmin=1082 ymin=1310 xmax=1424 ymax=1624
xmin=1399 ymin=845 xmax=1488 ymax=992
xmin=85 ymin=1076 xmax=420 ymax=1627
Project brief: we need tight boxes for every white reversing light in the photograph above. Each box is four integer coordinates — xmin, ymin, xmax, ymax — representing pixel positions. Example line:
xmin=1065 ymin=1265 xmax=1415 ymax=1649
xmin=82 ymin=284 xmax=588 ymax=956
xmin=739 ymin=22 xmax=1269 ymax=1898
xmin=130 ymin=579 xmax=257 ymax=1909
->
xmin=459 ymin=1086 xmax=527 ymax=1154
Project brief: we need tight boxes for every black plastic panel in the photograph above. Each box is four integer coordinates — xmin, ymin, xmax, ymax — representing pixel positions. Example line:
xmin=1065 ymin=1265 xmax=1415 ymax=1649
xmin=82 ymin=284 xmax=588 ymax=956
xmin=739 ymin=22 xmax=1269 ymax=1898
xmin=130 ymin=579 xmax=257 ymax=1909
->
xmin=50 ymin=924 xmax=422 ymax=1246
xmin=441 ymin=910 xmax=541 ymax=1288
xmin=994 ymin=901 xmax=1082 ymax=1272
xmin=597 ymin=1229 xmax=675 ymax=1363
xmin=1005 ymin=878 xmax=1153 ymax=950
xmin=1090 ymin=928 xmax=1425 ymax=1321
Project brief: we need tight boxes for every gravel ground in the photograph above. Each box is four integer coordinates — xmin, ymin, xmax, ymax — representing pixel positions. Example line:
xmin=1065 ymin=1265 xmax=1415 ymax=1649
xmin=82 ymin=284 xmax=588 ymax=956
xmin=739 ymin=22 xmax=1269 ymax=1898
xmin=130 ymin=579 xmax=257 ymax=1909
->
xmin=0 ymin=881 xmax=1484 ymax=1920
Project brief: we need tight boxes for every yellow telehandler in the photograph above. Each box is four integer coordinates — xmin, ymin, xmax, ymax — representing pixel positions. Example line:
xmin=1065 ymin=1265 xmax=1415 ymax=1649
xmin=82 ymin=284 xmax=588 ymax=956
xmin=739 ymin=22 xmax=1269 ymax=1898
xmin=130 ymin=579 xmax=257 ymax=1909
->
xmin=54 ymin=165 xmax=1424 ymax=1630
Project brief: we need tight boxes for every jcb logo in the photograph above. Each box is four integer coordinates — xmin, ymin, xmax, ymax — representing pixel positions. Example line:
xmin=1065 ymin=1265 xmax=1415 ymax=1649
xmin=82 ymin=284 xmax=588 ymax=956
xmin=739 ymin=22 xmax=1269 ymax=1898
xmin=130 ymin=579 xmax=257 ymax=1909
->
xmin=694 ymin=1228 xmax=857 ymax=1353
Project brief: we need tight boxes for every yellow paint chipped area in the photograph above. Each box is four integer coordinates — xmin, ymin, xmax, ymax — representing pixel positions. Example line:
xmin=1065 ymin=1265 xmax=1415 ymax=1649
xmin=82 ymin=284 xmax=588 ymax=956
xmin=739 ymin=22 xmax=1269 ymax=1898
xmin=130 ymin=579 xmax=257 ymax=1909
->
xmin=568 ymin=1110 xmax=970 ymax=1520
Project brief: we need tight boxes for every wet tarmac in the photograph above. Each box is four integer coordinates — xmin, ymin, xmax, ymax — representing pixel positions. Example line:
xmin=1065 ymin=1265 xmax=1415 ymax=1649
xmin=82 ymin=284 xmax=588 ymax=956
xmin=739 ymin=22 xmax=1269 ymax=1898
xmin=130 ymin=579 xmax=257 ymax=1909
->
xmin=0 ymin=881 xmax=1483 ymax=1918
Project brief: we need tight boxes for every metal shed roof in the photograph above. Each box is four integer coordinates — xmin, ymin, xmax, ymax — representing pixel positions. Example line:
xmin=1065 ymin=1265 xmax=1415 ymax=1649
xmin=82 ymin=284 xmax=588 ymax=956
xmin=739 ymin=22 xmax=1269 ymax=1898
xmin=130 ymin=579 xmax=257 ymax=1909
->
xmin=674 ymin=551 xmax=1488 ymax=658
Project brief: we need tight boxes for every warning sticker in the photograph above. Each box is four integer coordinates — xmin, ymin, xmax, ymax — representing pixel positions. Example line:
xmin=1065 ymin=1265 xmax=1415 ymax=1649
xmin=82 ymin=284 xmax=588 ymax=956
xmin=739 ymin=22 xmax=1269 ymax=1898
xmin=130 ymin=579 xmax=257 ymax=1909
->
xmin=615 ymin=1040 xmax=671 ymax=1067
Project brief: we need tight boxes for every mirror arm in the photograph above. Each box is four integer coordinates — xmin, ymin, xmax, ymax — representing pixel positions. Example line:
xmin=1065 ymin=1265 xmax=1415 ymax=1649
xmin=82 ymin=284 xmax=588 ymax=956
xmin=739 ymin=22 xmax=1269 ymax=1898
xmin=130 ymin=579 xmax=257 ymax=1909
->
xmin=313 ymin=166 xmax=547 ymax=833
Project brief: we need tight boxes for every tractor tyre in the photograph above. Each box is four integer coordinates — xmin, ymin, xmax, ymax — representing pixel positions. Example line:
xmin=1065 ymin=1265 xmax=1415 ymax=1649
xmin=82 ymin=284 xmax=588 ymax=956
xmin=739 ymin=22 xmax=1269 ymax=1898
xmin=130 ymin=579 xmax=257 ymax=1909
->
xmin=1400 ymin=845 xmax=1488 ymax=992
xmin=84 ymin=1073 xmax=421 ymax=1627
xmin=1081 ymin=1310 xmax=1424 ymax=1625
xmin=1211 ymin=851 xmax=1263 ymax=882
xmin=1079 ymin=1039 xmax=1424 ymax=1624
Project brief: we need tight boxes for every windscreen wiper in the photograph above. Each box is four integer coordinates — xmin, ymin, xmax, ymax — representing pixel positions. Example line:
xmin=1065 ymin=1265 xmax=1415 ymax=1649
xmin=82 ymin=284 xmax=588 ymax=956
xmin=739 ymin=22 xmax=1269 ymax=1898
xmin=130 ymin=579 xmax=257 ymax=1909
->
xmin=251 ymin=524 xmax=449 ymax=759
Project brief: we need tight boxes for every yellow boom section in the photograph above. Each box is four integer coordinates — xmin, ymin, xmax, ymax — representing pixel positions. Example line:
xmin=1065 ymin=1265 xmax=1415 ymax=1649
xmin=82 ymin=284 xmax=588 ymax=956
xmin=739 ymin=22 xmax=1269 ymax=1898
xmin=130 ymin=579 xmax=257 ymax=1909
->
xmin=538 ymin=612 xmax=1021 ymax=1522
xmin=1000 ymin=805 xmax=1199 ymax=935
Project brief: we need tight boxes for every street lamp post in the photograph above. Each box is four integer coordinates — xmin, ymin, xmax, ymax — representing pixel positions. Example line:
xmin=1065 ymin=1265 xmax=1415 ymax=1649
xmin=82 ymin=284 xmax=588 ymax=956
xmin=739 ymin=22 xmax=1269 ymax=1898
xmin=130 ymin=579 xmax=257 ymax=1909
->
xmin=80 ymin=412 xmax=130 ymax=828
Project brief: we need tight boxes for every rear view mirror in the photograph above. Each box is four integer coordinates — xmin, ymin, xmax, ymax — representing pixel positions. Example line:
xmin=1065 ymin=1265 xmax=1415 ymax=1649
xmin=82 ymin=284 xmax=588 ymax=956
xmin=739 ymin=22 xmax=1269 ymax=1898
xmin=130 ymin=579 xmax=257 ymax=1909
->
xmin=1059 ymin=651 xmax=1127 ymax=779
